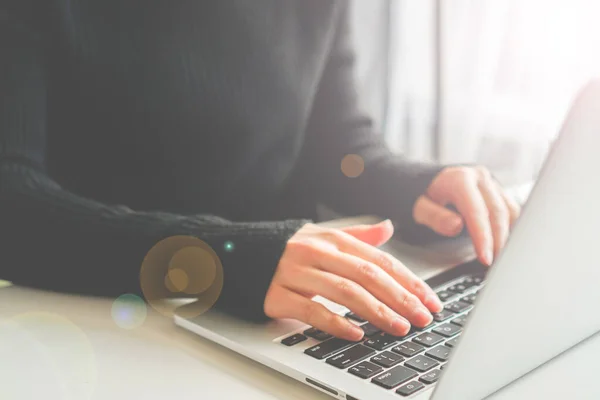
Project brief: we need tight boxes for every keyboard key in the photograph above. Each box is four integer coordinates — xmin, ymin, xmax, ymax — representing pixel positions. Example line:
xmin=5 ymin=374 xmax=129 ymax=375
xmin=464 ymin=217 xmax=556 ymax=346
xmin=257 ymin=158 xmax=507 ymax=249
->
xmin=461 ymin=293 xmax=477 ymax=304
xmin=360 ymin=323 xmax=381 ymax=337
xmin=445 ymin=301 xmax=472 ymax=313
xmin=383 ymin=326 xmax=418 ymax=342
xmin=451 ymin=316 xmax=466 ymax=327
xmin=433 ymin=309 xmax=455 ymax=322
xmin=447 ymin=283 xmax=468 ymax=294
xmin=281 ymin=333 xmax=307 ymax=346
xmin=472 ymin=275 xmax=485 ymax=285
xmin=346 ymin=312 xmax=366 ymax=323
xmin=462 ymin=276 xmax=475 ymax=286
xmin=348 ymin=361 xmax=383 ymax=379
xmin=392 ymin=341 xmax=425 ymax=358
xmin=405 ymin=355 xmax=439 ymax=372
xmin=371 ymin=351 xmax=404 ymax=368
xmin=303 ymin=327 xmax=318 ymax=336
xmin=303 ymin=327 xmax=333 ymax=341
xmin=305 ymin=338 xmax=354 ymax=360
xmin=326 ymin=344 xmax=375 ymax=368
xmin=413 ymin=332 xmax=444 ymax=347
xmin=371 ymin=365 xmax=418 ymax=389
xmin=445 ymin=337 xmax=460 ymax=348
xmin=396 ymin=381 xmax=425 ymax=397
xmin=435 ymin=290 xmax=457 ymax=303
xmin=425 ymin=345 xmax=451 ymax=362
xmin=420 ymin=369 xmax=442 ymax=384
xmin=433 ymin=324 xmax=462 ymax=338
xmin=461 ymin=277 xmax=478 ymax=289
xmin=405 ymin=326 xmax=421 ymax=336
xmin=412 ymin=322 xmax=435 ymax=332
xmin=364 ymin=333 xmax=399 ymax=351
xmin=314 ymin=331 xmax=333 ymax=341
xmin=393 ymin=329 xmax=418 ymax=342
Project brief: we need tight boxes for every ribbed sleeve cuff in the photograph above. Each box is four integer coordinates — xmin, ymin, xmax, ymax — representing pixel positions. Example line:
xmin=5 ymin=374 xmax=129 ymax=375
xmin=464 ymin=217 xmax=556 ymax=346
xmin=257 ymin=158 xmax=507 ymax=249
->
xmin=373 ymin=159 xmax=445 ymax=244
xmin=391 ymin=162 xmax=444 ymax=230
xmin=213 ymin=219 xmax=310 ymax=322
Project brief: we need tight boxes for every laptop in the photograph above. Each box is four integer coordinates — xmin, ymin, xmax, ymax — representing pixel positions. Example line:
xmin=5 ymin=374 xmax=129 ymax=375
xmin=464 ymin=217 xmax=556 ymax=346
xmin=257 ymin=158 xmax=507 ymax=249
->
xmin=174 ymin=80 xmax=600 ymax=400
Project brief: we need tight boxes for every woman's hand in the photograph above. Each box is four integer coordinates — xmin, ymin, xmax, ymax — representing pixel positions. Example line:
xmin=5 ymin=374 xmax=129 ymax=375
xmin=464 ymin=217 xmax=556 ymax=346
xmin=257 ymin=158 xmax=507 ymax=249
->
xmin=264 ymin=221 xmax=443 ymax=341
xmin=413 ymin=166 xmax=521 ymax=265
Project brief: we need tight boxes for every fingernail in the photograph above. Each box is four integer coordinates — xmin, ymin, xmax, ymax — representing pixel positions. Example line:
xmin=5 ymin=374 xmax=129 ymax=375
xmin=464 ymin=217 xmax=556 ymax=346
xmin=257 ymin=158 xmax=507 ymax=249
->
xmin=485 ymin=248 xmax=494 ymax=265
xmin=415 ymin=306 xmax=433 ymax=326
xmin=444 ymin=218 xmax=462 ymax=234
xmin=392 ymin=317 xmax=411 ymax=335
xmin=380 ymin=219 xmax=393 ymax=228
xmin=425 ymin=294 xmax=443 ymax=313
xmin=349 ymin=326 xmax=364 ymax=341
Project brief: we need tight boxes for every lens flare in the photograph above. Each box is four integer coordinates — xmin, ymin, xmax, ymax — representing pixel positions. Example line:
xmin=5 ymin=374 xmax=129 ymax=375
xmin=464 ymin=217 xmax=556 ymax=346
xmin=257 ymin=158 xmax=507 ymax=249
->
xmin=140 ymin=236 xmax=224 ymax=318
xmin=224 ymin=241 xmax=235 ymax=252
xmin=167 ymin=246 xmax=217 ymax=295
xmin=165 ymin=268 xmax=190 ymax=293
xmin=111 ymin=294 xmax=147 ymax=329
xmin=341 ymin=154 xmax=365 ymax=178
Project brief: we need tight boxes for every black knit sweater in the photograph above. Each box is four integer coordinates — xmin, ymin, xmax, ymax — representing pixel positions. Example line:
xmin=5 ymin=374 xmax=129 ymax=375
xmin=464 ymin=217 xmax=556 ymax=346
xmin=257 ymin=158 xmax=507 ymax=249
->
xmin=0 ymin=0 xmax=441 ymax=320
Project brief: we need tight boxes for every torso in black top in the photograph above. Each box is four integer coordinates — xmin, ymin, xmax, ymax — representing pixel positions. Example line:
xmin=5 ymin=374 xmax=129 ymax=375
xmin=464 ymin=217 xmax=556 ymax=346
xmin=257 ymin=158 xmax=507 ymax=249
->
xmin=0 ymin=0 xmax=440 ymax=320
xmin=41 ymin=0 xmax=335 ymax=219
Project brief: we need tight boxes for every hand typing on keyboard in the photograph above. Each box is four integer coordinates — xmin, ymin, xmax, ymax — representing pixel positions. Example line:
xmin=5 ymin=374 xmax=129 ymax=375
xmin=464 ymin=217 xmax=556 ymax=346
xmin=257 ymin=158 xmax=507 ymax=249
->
xmin=264 ymin=221 xmax=444 ymax=341
xmin=414 ymin=166 xmax=521 ymax=265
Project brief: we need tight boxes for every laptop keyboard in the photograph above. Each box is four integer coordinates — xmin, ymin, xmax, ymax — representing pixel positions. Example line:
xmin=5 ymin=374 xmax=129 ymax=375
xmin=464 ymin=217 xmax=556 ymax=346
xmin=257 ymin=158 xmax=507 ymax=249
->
xmin=280 ymin=273 xmax=485 ymax=397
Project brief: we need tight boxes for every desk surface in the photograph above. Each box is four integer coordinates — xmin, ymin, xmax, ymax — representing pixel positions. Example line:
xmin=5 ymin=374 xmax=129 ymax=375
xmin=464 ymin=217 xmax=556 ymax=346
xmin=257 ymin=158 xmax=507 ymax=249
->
xmin=2 ymin=205 xmax=599 ymax=399
xmin=0 ymin=225 xmax=465 ymax=400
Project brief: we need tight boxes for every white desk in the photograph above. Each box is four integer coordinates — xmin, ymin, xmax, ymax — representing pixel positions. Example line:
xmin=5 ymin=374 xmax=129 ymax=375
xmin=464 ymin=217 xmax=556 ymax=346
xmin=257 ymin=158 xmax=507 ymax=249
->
xmin=0 ymin=285 xmax=325 ymax=400
xmin=2 ymin=208 xmax=599 ymax=399
xmin=0 ymin=230 xmax=465 ymax=400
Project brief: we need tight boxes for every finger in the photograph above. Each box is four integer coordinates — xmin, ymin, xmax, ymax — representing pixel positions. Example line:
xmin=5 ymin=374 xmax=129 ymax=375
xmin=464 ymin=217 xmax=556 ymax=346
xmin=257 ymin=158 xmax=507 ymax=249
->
xmin=280 ymin=266 xmax=414 ymax=335
xmin=265 ymin=285 xmax=364 ymax=341
xmin=451 ymin=179 xmax=494 ymax=266
xmin=341 ymin=219 xmax=395 ymax=247
xmin=479 ymin=178 xmax=510 ymax=257
xmin=325 ymin=230 xmax=443 ymax=313
xmin=310 ymin=249 xmax=434 ymax=327
xmin=497 ymin=183 xmax=521 ymax=227
xmin=414 ymin=196 xmax=464 ymax=237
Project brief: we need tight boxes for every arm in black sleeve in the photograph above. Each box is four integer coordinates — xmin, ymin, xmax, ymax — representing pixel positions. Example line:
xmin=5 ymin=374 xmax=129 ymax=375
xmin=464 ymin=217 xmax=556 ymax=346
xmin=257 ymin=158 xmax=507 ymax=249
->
xmin=0 ymin=8 xmax=307 ymax=321
xmin=298 ymin=3 xmax=444 ymax=239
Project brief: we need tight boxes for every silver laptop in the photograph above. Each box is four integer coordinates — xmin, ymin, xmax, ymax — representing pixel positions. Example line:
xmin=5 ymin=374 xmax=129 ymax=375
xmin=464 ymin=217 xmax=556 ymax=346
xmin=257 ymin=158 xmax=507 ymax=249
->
xmin=175 ymin=80 xmax=600 ymax=400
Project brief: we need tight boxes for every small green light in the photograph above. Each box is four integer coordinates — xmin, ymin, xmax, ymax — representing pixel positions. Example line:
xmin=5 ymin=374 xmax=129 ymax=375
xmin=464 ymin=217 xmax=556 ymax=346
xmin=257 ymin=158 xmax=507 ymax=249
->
xmin=224 ymin=241 xmax=235 ymax=252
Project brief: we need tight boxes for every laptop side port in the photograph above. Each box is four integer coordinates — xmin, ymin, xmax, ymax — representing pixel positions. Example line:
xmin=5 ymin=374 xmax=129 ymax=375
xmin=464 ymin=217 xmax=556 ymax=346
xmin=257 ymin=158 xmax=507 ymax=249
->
xmin=305 ymin=378 xmax=338 ymax=396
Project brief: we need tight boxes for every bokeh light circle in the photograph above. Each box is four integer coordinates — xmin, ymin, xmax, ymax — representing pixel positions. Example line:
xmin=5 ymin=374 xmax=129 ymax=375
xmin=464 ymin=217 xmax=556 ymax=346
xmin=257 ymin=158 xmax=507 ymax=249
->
xmin=1 ymin=313 xmax=97 ymax=400
xmin=341 ymin=154 xmax=365 ymax=178
xmin=140 ymin=236 xmax=224 ymax=318
xmin=167 ymin=246 xmax=217 ymax=295
xmin=224 ymin=241 xmax=235 ymax=253
xmin=165 ymin=268 xmax=190 ymax=293
xmin=111 ymin=294 xmax=147 ymax=329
